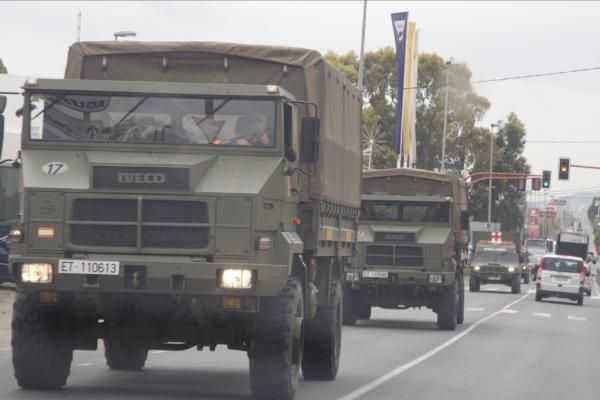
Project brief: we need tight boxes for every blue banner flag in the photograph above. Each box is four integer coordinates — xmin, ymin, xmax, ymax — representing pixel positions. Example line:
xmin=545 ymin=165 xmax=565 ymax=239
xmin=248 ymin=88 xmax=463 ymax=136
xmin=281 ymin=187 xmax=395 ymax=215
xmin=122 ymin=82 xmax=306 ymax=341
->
xmin=391 ymin=12 xmax=409 ymax=154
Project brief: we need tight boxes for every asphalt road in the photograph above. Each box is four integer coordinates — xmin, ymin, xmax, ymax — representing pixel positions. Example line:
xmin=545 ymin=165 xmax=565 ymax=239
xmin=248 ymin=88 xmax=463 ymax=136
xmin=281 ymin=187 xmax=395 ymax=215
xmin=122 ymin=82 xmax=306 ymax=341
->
xmin=0 ymin=278 xmax=599 ymax=400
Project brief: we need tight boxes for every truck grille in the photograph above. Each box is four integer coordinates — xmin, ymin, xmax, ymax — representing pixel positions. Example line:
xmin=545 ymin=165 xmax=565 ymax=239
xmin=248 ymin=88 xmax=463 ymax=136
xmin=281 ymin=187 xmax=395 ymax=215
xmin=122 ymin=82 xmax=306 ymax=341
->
xmin=70 ymin=198 xmax=209 ymax=250
xmin=481 ymin=265 xmax=507 ymax=274
xmin=365 ymin=245 xmax=423 ymax=267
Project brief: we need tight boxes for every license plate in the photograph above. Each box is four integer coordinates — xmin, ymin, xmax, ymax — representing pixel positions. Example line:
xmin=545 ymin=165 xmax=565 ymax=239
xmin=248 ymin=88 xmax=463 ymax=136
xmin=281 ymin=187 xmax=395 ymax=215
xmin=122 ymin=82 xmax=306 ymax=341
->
xmin=552 ymin=276 xmax=569 ymax=283
xmin=58 ymin=259 xmax=120 ymax=275
xmin=487 ymin=276 xmax=501 ymax=281
xmin=362 ymin=270 xmax=389 ymax=279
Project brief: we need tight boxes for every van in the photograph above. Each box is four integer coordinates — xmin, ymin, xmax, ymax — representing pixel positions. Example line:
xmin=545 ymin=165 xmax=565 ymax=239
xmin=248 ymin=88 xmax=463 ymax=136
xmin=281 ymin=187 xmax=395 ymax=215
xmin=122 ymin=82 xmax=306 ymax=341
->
xmin=535 ymin=255 xmax=586 ymax=305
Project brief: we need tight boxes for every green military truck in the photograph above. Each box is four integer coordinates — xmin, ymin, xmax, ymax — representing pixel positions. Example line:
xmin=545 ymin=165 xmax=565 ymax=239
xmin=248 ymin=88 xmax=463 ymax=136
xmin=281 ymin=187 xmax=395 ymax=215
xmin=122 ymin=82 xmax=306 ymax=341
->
xmin=469 ymin=231 xmax=523 ymax=293
xmin=343 ymin=169 xmax=470 ymax=330
xmin=2 ymin=41 xmax=363 ymax=400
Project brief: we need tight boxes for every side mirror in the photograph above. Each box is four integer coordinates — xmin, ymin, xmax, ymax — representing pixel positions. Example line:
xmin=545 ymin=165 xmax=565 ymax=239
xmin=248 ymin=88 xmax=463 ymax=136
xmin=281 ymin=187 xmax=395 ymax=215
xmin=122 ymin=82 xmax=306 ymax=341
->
xmin=460 ymin=210 xmax=469 ymax=231
xmin=0 ymin=95 xmax=6 ymax=159
xmin=300 ymin=116 xmax=320 ymax=163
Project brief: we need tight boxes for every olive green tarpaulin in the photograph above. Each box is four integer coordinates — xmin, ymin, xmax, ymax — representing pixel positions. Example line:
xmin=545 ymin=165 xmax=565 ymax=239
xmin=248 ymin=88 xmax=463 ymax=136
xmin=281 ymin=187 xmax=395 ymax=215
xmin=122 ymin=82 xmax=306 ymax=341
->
xmin=64 ymin=41 xmax=363 ymax=207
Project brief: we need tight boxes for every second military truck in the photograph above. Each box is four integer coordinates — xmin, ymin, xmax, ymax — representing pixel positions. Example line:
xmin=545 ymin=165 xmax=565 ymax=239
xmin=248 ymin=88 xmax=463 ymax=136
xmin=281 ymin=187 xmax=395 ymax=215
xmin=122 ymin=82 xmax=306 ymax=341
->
xmin=5 ymin=41 xmax=363 ymax=400
xmin=343 ymin=168 xmax=470 ymax=330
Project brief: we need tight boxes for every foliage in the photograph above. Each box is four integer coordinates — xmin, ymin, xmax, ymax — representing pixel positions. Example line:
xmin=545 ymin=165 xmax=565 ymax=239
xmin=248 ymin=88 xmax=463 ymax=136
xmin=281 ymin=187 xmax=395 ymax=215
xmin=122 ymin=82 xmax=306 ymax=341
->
xmin=325 ymin=48 xmax=530 ymax=231
xmin=0 ymin=58 xmax=6 ymax=74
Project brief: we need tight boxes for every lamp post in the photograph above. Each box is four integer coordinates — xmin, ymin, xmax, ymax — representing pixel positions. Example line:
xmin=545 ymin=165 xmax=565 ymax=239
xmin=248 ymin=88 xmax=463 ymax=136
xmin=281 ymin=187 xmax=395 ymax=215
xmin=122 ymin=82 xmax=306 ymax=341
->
xmin=114 ymin=31 xmax=136 ymax=41
xmin=488 ymin=122 xmax=500 ymax=225
xmin=440 ymin=60 xmax=451 ymax=172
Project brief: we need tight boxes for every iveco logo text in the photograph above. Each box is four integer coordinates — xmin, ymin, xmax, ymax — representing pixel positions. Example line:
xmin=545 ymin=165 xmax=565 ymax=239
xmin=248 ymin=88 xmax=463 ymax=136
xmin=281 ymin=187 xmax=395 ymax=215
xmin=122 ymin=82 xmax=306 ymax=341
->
xmin=117 ymin=172 xmax=166 ymax=184
xmin=385 ymin=234 xmax=406 ymax=241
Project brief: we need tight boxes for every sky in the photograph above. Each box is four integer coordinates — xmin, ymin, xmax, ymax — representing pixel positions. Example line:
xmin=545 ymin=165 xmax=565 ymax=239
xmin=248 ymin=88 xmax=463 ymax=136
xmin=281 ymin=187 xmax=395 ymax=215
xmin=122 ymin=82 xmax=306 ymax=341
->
xmin=1 ymin=0 xmax=600 ymax=196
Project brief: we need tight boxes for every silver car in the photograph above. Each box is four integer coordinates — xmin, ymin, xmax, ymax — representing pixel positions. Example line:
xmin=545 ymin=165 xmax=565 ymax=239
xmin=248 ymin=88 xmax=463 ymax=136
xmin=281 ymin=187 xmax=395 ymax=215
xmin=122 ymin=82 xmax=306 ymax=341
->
xmin=535 ymin=255 xmax=586 ymax=306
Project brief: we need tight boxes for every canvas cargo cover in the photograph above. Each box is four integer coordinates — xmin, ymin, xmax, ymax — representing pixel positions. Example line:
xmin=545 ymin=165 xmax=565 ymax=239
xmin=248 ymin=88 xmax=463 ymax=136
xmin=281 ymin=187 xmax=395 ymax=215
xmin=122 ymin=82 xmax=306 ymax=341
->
xmin=64 ymin=41 xmax=362 ymax=207
xmin=362 ymin=168 xmax=468 ymax=211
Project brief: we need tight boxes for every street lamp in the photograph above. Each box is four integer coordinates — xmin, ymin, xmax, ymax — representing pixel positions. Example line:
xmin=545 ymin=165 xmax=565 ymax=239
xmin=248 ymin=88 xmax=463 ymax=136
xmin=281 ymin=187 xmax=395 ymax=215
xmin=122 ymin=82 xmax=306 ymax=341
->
xmin=114 ymin=31 xmax=136 ymax=40
xmin=440 ymin=60 xmax=452 ymax=173
xmin=488 ymin=121 xmax=501 ymax=225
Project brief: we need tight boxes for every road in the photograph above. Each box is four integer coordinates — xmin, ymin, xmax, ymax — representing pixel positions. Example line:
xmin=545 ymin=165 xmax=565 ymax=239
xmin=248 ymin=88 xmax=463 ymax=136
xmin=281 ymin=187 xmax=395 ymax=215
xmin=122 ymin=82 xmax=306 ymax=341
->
xmin=0 ymin=278 xmax=599 ymax=400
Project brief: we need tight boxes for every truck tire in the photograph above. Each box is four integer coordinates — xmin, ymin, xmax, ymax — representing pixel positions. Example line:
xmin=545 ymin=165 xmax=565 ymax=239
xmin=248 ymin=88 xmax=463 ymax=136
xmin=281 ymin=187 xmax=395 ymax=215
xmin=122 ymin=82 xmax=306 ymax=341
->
xmin=12 ymin=290 xmax=73 ymax=389
xmin=469 ymin=276 xmax=480 ymax=292
xmin=104 ymin=340 xmax=148 ymax=370
xmin=577 ymin=295 xmax=584 ymax=306
xmin=535 ymin=291 xmax=542 ymax=302
xmin=511 ymin=277 xmax=521 ymax=294
xmin=342 ymin=288 xmax=358 ymax=326
xmin=523 ymin=272 xmax=530 ymax=284
xmin=437 ymin=282 xmax=457 ymax=331
xmin=249 ymin=277 xmax=304 ymax=400
xmin=457 ymin=274 xmax=465 ymax=324
xmin=302 ymin=278 xmax=342 ymax=381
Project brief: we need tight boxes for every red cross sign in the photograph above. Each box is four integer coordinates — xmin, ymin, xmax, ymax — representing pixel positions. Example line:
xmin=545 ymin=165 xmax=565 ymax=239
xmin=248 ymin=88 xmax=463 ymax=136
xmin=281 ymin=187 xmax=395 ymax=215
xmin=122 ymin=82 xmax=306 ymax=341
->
xmin=491 ymin=231 xmax=502 ymax=243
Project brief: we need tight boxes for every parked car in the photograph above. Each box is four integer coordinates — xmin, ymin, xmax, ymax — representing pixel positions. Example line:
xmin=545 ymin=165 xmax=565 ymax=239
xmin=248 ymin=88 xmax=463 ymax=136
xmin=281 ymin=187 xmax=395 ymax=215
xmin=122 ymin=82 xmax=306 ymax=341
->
xmin=535 ymin=255 xmax=587 ymax=305
xmin=0 ymin=236 xmax=12 ymax=283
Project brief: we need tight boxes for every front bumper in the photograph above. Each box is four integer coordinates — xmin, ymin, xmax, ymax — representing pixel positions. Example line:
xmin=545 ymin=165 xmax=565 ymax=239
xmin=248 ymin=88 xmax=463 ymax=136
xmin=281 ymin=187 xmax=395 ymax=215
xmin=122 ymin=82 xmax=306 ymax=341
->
xmin=345 ymin=270 xmax=456 ymax=287
xmin=10 ymin=254 xmax=289 ymax=297
xmin=471 ymin=271 xmax=520 ymax=282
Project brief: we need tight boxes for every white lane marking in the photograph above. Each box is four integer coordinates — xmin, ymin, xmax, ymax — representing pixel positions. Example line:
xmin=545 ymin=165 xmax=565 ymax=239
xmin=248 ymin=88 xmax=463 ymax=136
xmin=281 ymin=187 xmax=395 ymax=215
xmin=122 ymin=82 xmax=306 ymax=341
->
xmin=465 ymin=307 xmax=485 ymax=312
xmin=567 ymin=316 xmax=586 ymax=321
xmin=499 ymin=309 xmax=518 ymax=314
xmin=533 ymin=312 xmax=551 ymax=318
xmin=528 ymin=289 xmax=535 ymax=294
xmin=76 ymin=363 xmax=95 ymax=367
xmin=337 ymin=293 xmax=530 ymax=400
xmin=150 ymin=350 xmax=166 ymax=354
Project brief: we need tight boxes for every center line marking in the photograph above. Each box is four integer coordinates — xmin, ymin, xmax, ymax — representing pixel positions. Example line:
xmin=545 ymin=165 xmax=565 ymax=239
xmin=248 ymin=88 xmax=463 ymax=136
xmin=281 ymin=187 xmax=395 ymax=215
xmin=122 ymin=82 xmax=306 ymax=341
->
xmin=465 ymin=307 xmax=485 ymax=312
xmin=337 ymin=293 xmax=530 ymax=400
xmin=567 ymin=316 xmax=586 ymax=321
xmin=533 ymin=312 xmax=551 ymax=318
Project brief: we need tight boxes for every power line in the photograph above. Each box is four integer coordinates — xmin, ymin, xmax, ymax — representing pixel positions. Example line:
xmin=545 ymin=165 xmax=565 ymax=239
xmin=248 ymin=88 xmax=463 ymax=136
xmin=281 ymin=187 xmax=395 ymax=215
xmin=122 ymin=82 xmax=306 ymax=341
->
xmin=404 ymin=64 xmax=600 ymax=90
xmin=526 ymin=140 xmax=600 ymax=144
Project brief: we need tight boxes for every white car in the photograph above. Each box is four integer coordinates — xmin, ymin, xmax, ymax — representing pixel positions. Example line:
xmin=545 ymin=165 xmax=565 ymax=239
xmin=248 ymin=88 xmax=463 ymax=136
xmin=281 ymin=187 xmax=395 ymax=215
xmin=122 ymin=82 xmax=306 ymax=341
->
xmin=535 ymin=255 xmax=587 ymax=306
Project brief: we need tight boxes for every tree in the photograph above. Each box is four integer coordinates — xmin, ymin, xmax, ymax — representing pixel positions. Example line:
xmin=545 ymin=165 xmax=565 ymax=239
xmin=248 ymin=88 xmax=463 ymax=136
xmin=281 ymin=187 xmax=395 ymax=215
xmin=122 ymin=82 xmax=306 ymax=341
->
xmin=468 ymin=113 xmax=530 ymax=231
xmin=0 ymin=58 xmax=6 ymax=74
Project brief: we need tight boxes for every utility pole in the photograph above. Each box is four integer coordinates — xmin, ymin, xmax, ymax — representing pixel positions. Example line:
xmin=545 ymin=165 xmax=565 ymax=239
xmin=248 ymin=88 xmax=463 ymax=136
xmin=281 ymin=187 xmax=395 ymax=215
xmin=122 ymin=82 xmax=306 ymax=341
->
xmin=487 ymin=123 xmax=497 ymax=225
xmin=357 ymin=0 xmax=367 ymax=91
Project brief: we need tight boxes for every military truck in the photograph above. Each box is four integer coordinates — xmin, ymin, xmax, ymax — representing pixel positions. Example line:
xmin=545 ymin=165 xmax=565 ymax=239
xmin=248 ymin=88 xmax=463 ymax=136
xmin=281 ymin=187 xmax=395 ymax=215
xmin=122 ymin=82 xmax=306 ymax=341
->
xmin=343 ymin=169 xmax=470 ymax=330
xmin=3 ymin=41 xmax=363 ymax=400
xmin=469 ymin=231 xmax=524 ymax=293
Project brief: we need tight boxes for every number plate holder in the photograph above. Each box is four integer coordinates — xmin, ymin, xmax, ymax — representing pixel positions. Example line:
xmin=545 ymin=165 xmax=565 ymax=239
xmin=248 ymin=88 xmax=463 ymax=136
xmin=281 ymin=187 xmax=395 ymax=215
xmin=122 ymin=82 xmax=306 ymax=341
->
xmin=362 ymin=270 xmax=389 ymax=279
xmin=58 ymin=259 xmax=120 ymax=275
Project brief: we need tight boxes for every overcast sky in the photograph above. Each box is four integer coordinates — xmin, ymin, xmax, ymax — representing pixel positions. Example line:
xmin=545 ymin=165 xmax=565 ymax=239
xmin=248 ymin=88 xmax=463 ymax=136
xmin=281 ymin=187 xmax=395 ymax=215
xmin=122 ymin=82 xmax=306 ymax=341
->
xmin=1 ymin=0 xmax=600 ymax=195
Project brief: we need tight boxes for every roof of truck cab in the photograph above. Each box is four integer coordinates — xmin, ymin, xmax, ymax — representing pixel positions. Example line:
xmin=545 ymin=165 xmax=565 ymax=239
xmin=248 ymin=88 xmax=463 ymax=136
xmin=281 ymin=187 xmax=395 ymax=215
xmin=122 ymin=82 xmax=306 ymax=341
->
xmin=363 ymin=168 xmax=462 ymax=184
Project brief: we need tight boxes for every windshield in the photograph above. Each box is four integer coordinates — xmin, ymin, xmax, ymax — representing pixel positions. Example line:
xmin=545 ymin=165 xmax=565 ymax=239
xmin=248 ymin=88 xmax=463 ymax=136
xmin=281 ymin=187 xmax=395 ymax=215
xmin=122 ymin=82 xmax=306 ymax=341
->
xmin=542 ymin=257 xmax=581 ymax=273
xmin=473 ymin=248 xmax=519 ymax=264
xmin=360 ymin=201 xmax=451 ymax=223
xmin=28 ymin=92 xmax=276 ymax=147
xmin=525 ymin=239 xmax=547 ymax=250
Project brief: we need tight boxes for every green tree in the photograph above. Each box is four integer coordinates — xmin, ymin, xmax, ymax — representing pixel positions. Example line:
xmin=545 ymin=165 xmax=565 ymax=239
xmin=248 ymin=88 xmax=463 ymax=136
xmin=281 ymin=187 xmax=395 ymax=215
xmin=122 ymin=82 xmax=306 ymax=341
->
xmin=468 ymin=113 xmax=530 ymax=231
xmin=0 ymin=58 xmax=7 ymax=74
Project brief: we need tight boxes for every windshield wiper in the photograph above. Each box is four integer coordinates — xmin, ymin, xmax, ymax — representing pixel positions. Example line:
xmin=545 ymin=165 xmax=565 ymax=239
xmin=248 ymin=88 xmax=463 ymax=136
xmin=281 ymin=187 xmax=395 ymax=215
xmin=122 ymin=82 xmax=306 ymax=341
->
xmin=31 ymin=93 xmax=67 ymax=121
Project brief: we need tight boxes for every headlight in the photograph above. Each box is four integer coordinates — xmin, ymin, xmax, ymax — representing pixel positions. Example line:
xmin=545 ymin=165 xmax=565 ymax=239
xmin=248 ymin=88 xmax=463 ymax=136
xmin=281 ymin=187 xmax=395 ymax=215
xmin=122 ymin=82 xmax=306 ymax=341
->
xmin=256 ymin=237 xmax=272 ymax=251
xmin=508 ymin=266 xmax=516 ymax=272
xmin=345 ymin=272 xmax=359 ymax=281
xmin=428 ymin=274 xmax=443 ymax=284
xmin=21 ymin=263 xmax=53 ymax=283
xmin=522 ymin=266 xmax=527 ymax=270
xmin=219 ymin=269 xmax=254 ymax=289
xmin=473 ymin=265 xmax=480 ymax=271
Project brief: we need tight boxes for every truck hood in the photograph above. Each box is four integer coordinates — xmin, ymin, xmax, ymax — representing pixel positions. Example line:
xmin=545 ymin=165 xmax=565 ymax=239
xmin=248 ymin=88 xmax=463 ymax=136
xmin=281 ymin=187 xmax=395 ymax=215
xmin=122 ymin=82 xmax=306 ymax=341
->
xmin=21 ymin=150 xmax=283 ymax=196
xmin=358 ymin=224 xmax=451 ymax=245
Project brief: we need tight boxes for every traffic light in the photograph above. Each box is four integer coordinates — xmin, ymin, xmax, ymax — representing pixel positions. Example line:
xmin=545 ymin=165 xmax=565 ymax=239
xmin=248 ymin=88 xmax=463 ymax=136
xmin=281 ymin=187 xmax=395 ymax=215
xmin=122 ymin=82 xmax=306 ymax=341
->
xmin=517 ymin=178 xmax=526 ymax=192
xmin=542 ymin=170 xmax=551 ymax=189
xmin=532 ymin=178 xmax=541 ymax=191
xmin=558 ymin=158 xmax=570 ymax=180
